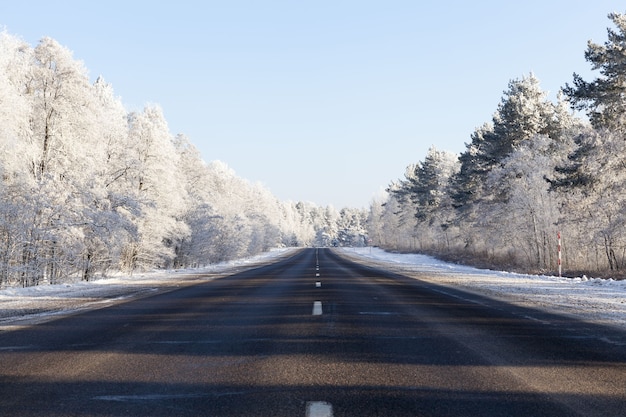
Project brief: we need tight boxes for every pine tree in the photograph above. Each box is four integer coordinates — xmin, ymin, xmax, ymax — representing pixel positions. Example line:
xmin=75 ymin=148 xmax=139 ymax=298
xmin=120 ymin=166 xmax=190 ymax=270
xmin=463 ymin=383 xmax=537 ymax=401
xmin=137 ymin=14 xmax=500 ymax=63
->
xmin=451 ymin=75 xmax=557 ymax=212
xmin=398 ymin=147 xmax=458 ymax=223
xmin=449 ymin=123 xmax=493 ymax=212
xmin=563 ymin=12 xmax=626 ymax=131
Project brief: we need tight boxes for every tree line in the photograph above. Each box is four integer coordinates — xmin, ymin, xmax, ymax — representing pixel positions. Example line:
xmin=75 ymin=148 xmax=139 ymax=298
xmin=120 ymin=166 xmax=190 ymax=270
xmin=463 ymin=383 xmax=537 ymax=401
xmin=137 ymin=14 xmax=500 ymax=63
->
xmin=0 ymin=32 xmax=368 ymax=287
xmin=367 ymin=12 xmax=626 ymax=276
xmin=8 ymin=12 xmax=624 ymax=286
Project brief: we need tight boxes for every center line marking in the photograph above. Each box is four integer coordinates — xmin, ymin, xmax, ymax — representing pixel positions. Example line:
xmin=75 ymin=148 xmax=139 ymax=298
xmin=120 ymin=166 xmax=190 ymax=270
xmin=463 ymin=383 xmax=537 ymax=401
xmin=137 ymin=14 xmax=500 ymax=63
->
xmin=312 ymin=301 xmax=323 ymax=315
xmin=315 ymin=281 xmax=321 ymax=288
xmin=306 ymin=401 xmax=333 ymax=417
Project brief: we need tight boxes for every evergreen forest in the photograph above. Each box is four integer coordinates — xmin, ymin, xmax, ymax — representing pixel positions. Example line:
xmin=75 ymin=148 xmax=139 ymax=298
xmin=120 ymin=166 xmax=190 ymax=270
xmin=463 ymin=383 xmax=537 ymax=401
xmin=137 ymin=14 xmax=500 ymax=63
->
xmin=369 ymin=13 xmax=626 ymax=277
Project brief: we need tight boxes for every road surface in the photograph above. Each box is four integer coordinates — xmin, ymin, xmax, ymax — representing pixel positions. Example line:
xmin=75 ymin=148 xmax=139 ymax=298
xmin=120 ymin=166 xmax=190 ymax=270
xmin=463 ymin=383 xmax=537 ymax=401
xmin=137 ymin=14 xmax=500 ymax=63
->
xmin=1 ymin=248 xmax=625 ymax=416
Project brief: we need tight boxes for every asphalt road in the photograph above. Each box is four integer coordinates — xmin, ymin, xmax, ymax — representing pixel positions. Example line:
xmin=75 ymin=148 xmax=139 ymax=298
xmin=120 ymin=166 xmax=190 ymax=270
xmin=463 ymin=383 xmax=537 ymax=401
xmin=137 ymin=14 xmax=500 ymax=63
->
xmin=1 ymin=248 xmax=625 ymax=416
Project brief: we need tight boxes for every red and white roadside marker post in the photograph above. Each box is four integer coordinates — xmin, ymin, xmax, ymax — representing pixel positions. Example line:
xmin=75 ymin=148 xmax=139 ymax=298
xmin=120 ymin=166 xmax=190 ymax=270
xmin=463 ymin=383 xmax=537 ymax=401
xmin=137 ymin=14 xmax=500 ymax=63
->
xmin=557 ymin=231 xmax=562 ymax=278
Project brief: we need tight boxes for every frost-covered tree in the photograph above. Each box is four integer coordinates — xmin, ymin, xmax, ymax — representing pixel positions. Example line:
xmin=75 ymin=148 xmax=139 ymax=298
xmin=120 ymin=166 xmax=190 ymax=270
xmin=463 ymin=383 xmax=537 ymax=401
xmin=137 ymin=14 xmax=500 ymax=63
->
xmin=563 ymin=12 xmax=626 ymax=131
xmin=0 ymin=32 xmax=33 ymax=285
xmin=375 ymin=182 xmax=417 ymax=251
xmin=485 ymin=135 xmax=572 ymax=269
xmin=487 ymin=74 xmax=556 ymax=159
xmin=481 ymin=89 xmax=584 ymax=271
xmin=308 ymin=205 xmax=340 ymax=247
xmin=0 ymin=32 xmax=31 ymax=178
xmin=550 ymin=127 xmax=626 ymax=271
xmin=556 ymin=12 xmax=626 ymax=271
xmin=448 ymin=75 xmax=565 ymax=255
xmin=0 ymin=30 xmax=375 ymax=287
xmin=280 ymin=201 xmax=316 ymax=247
xmin=73 ymin=77 xmax=138 ymax=280
xmin=372 ymin=74 xmax=586 ymax=271
xmin=452 ymin=75 xmax=557 ymax=211
xmin=121 ymin=106 xmax=189 ymax=271
xmin=197 ymin=160 xmax=299 ymax=262
xmin=449 ymin=123 xmax=492 ymax=219
xmin=365 ymin=194 xmax=386 ymax=247
xmin=336 ymin=207 xmax=368 ymax=247
xmin=27 ymin=37 xmax=99 ymax=181
xmin=389 ymin=146 xmax=459 ymax=251
xmin=407 ymin=147 xmax=458 ymax=222
xmin=169 ymin=134 xmax=214 ymax=268
xmin=16 ymin=37 xmax=120 ymax=284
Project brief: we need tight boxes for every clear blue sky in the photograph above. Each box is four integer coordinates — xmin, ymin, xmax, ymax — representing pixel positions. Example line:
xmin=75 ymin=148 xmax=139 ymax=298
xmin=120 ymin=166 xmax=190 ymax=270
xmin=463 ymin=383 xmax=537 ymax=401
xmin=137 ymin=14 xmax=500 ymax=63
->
xmin=1 ymin=1 xmax=624 ymax=208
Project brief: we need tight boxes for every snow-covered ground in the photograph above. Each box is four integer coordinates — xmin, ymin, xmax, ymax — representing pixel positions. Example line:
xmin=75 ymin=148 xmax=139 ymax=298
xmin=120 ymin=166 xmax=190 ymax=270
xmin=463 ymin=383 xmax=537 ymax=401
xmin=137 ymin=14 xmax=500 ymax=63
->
xmin=2 ymin=246 xmax=626 ymax=332
xmin=338 ymin=247 xmax=626 ymax=330
xmin=0 ymin=248 xmax=298 ymax=329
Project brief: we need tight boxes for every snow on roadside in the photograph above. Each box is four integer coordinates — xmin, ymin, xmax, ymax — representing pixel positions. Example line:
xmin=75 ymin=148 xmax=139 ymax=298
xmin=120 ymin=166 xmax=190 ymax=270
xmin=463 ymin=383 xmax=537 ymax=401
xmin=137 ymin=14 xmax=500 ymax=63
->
xmin=3 ymin=246 xmax=626 ymax=332
xmin=337 ymin=247 xmax=626 ymax=330
xmin=0 ymin=248 xmax=297 ymax=328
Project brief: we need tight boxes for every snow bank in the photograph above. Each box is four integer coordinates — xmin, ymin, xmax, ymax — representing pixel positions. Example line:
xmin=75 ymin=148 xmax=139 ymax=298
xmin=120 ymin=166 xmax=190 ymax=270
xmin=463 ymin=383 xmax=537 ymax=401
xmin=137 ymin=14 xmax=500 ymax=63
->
xmin=0 ymin=248 xmax=297 ymax=328
xmin=337 ymin=247 xmax=626 ymax=329
xmin=3 ymin=246 xmax=625 ymax=332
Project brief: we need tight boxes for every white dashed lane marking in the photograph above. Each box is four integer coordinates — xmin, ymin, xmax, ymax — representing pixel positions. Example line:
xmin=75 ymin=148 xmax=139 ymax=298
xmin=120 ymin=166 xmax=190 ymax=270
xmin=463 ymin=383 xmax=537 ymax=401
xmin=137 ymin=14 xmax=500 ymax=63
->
xmin=312 ymin=301 xmax=323 ymax=315
xmin=306 ymin=401 xmax=333 ymax=417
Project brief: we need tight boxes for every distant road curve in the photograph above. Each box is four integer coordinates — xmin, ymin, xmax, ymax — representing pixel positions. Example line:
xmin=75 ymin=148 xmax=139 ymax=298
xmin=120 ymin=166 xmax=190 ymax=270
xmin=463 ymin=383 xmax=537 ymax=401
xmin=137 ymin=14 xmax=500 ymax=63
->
xmin=0 ymin=248 xmax=624 ymax=416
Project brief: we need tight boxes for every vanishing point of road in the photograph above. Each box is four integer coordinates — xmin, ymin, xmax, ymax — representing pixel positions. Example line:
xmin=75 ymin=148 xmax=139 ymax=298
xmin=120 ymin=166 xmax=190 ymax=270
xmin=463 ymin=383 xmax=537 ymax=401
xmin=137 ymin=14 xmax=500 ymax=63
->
xmin=1 ymin=248 xmax=625 ymax=416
